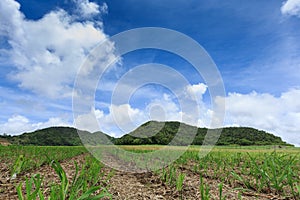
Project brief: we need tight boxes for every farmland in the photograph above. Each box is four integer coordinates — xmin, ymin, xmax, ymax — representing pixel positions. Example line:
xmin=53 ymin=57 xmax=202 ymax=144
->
xmin=0 ymin=145 xmax=300 ymax=199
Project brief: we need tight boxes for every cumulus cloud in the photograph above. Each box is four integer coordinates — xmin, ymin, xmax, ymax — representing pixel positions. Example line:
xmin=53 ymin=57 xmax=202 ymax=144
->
xmin=74 ymin=110 xmax=101 ymax=133
xmin=108 ymin=104 xmax=145 ymax=133
xmin=218 ymin=89 xmax=300 ymax=146
xmin=0 ymin=115 xmax=71 ymax=135
xmin=0 ymin=0 xmax=116 ymax=98
xmin=0 ymin=0 xmax=23 ymax=37
xmin=281 ymin=0 xmax=300 ymax=17
xmin=75 ymin=91 xmax=187 ymax=137
xmin=186 ymin=83 xmax=207 ymax=101
xmin=184 ymin=83 xmax=213 ymax=126
xmin=83 ymin=84 xmax=209 ymax=137
xmin=74 ymin=104 xmax=146 ymax=136
xmin=75 ymin=0 xmax=108 ymax=18
xmin=146 ymin=94 xmax=181 ymax=121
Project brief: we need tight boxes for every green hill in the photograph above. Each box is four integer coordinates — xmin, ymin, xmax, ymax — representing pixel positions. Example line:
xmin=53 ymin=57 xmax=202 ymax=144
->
xmin=0 ymin=127 xmax=113 ymax=146
xmin=0 ymin=121 xmax=292 ymax=146
xmin=114 ymin=121 xmax=291 ymax=146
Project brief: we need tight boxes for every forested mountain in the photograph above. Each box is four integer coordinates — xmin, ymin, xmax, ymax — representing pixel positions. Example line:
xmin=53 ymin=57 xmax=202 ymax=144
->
xmin=114 ymin=121 xmax=291 ymax=146
xmin=0 ymin=127 xmax=112 ymax=146
xmin=0 ymin=121 xmax=292 ymax=146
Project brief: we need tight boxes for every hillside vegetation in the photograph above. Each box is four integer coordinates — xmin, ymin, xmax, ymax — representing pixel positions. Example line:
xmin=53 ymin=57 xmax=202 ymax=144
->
xmin=0 ymin=121 xmax=292 ymax=146
xmin=0 ymin=127 xmax=112 ymax=146
xmin=114 ymin=121 xmax=291 ymax=146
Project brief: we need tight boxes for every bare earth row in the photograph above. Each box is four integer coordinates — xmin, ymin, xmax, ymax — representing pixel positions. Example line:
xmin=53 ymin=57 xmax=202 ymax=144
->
xmin=1 ymin=152 xmax=288 ymax=200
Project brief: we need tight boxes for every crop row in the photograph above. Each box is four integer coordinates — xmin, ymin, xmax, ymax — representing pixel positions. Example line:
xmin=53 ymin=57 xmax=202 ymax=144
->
xmin=3 ymin=145 xmax=300 ymax=199
xmin=17 ymin=156 xmax=113 ymax=200
xmin=107 ymin=146 xmax=300 ymax=199
xmin=0 ymin=146 xmax=87 ymax=174
xmin=161 ymin=150 xmax=300 ymax=199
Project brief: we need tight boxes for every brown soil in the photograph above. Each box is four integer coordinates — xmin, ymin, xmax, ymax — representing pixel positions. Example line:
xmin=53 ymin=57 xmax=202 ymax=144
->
xmin=173 ymin=162 xmax=286 ymax=200
xmin=105 ymin=165 xmax=283 ymax=200
xmin=0 ymin=138 xmax=10 ymax=146
xmin=0 ymin=154 xmax=87 ymax=200
xmin=100 ymin=154 xmax=290 ymax=199
xmin=0 ymin=153 xmax=292 ymax=200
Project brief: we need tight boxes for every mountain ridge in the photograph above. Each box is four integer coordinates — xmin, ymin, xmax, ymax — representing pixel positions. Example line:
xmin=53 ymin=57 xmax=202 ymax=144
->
xmin=0 ymin=121 xmax=292 ymax=146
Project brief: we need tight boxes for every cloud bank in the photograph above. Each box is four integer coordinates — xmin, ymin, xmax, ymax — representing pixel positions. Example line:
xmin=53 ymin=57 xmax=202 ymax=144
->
xmin=0 ymin=115 xmax=70 ymax=135
xmin=219 ymin=89 xmax=300 ymax=146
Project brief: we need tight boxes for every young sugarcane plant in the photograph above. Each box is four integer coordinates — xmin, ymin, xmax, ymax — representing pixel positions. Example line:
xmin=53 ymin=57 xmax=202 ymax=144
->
xmin=176 ymin=173 xmax=185 ymax=199
xmin=17 ymin=174 xmax=44 ymax=200
xmin=11 ymin=155 xmax=25 ymax=180
xmin=199 ymin=173 xmax=210 ymax=200
xmin=218 ymin=182 xmax=226 ymax=200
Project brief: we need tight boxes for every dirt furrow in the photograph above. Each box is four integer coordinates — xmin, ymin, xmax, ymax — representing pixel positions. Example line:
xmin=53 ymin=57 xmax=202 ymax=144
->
xmin=0 ymin=153 xmax=87 ymax=200
xmin=0 ymin=153 xmax=289 ymax=200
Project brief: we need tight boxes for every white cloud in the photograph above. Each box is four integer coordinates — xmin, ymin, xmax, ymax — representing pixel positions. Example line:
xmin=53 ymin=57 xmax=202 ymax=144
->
xmin=74 ymin=110 xmax=100 ymax=133
xmin=109 ymin=104 xmax=145 ymax=133
xmin=0 ymin=0 xmax=116 ymax=98
xmin=0 ymin=115 xmax=71 ymax=135
xmin=90 ymin=82 xmax=210 ymax=137
xmin=186 ymin=83 xmax=207 ymax=101
xmin=75 ymin=0 xmax=108 ymax=18
xmin=74 ymin=92 xmax=183 ymax=137
xmin=92 ymin=87 xmax=208 ymax=137
xmin=281 ymin=0 xmax=300 ymax=17
xmin=74 ymin=104 xmax=146 ymax=136
xmin=184 ymin=83 xmax=212 ymax=126
xmin=146 ymin=93 xmax=182 ymax=121
xmin=219 ymin=89 xmax=300 ymax=146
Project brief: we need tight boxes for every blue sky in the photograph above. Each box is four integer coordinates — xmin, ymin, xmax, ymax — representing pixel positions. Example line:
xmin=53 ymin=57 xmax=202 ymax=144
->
xmin=0 ymin=0 xmax=300 ymax=145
